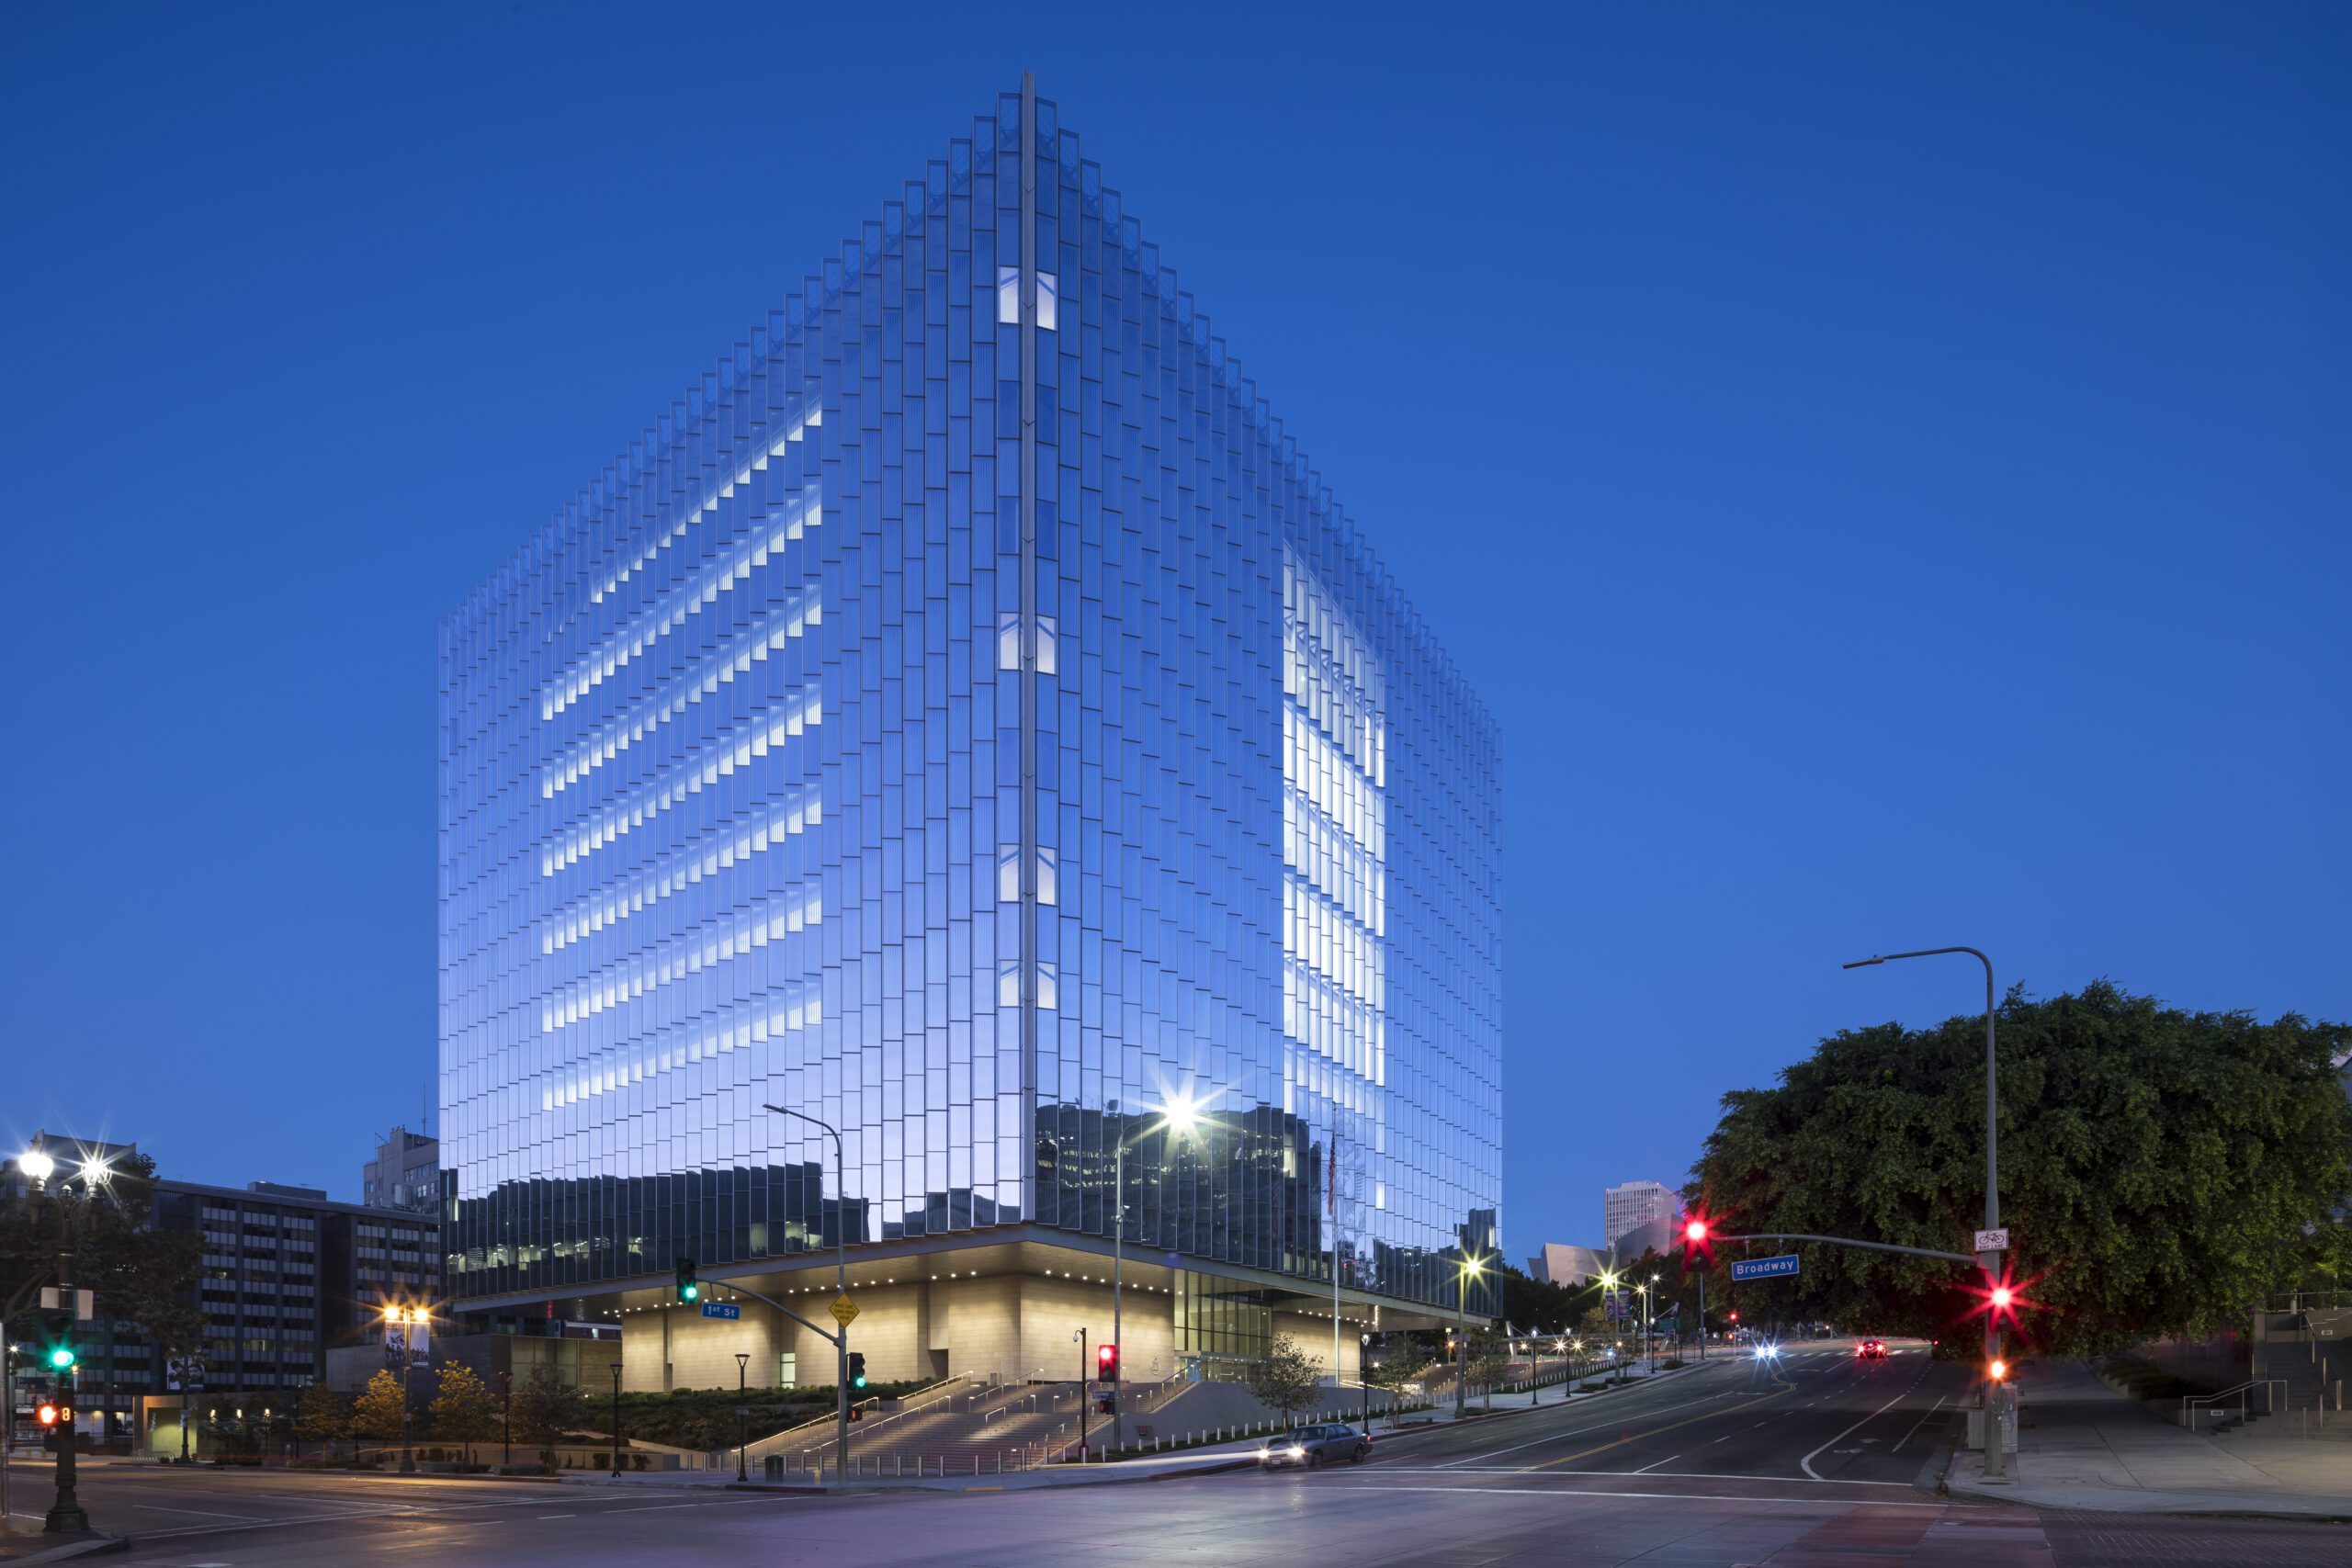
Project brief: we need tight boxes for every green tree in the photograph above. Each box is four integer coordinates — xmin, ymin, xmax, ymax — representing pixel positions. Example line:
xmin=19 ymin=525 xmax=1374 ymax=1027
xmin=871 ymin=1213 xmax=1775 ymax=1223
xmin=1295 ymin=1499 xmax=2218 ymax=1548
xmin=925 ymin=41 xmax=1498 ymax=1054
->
xmin=1244 ymin=1336 xmax=1321 ymax=1427
xmin=430 ymin=1363 xmax=498 ymax=1465
xmin=1497 ymin=1262 xmax=1579 ymax=1335
xmin=351 ymin=1369 xmax=410 ymax=1451
xmin=508 ymin=1359 xmax=582 ymax=1467
xmin=291 ymin=1382 xmax=350 ymax=1461
xmin=1689 ymin=981 xmax=2352 ymax=1359
xmin=1464 ymin=1333 xmax=1510 ymax=1404
xmin=1 ymin=1147 xmax=202 ymax=1364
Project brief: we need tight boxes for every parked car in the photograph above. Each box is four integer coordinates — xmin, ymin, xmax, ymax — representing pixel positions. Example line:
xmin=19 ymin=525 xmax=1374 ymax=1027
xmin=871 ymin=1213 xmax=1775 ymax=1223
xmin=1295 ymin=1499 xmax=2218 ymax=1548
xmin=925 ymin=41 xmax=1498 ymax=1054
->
xmin=1259 ymin=1422 xmax=1372 ymax=1469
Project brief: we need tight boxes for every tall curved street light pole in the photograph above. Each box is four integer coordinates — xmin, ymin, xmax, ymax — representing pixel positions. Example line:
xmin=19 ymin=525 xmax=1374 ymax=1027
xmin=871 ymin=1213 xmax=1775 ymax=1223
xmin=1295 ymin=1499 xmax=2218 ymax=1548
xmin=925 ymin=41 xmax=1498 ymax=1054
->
xmin=761 ymin=1105 xmax=850 ymax=1475
xmin=1844 ymin=945 xmax=2004 ymax=1478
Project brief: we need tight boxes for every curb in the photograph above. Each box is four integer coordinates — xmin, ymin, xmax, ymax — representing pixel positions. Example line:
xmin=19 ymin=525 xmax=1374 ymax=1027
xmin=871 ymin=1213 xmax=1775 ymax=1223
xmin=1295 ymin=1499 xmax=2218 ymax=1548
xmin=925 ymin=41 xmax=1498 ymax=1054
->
xmin=3 ymin=1535 xmax=131 ymax=1565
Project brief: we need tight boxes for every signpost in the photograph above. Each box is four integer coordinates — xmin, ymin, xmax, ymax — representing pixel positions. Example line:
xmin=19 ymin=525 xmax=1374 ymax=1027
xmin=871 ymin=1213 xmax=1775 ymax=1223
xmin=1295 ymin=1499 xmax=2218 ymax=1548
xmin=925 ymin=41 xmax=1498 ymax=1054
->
xmin=699 ymin=1302 xmax=742 ymax=1322
xmin=1730 ymin=1254 xmax=1801 ymax=1282
xmin=1973 ymin=1228 xmax=2009 ymax=1255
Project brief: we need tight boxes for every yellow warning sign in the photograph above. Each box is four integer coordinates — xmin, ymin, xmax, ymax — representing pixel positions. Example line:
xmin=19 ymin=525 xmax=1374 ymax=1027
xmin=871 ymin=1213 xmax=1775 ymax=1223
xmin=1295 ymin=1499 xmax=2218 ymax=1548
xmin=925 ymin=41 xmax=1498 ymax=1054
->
xmin=830 ymin=1294 xmax=859 ymax=1327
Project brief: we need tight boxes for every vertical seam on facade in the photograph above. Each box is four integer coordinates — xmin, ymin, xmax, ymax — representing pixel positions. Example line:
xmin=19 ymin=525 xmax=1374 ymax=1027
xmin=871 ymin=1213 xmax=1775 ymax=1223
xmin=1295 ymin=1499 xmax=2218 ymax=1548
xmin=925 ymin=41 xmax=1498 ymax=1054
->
xmin=1018 ymin=71 xmax=1039 ymax=1224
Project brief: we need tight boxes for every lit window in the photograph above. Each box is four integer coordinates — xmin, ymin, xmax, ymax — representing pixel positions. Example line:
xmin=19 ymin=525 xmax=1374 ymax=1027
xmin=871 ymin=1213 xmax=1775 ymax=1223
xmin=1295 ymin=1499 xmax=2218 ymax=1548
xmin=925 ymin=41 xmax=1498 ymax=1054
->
xmin=1035 ymin=272 xmax=1057 ymax=331
xmin=997 ymin=266 xmax=1019 ymax=325
xmin=1035 ymin=615 xmax=1057 ymax=675
xmin=998 ymin=612 xmax=1021 ymax=671
xmin=998 ymin=962 xmax=1021 ymax=1008
xmin=1036 ymin=847 xmax=1057 ymax=906
xmin=999 ymin=847 xmax=1020 ymax=903
xmin=1036 ymin=963 xmax=1057 ymax=1009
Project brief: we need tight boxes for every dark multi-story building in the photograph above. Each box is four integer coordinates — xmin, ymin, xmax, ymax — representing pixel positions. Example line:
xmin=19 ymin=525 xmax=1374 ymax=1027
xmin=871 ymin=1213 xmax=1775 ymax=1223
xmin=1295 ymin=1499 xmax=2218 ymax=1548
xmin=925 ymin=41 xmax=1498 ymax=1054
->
xmin=2 ymin=1135 xmax=440 ymax=1451
xmin=439 ymin=78 xmax=1503 ymax=1393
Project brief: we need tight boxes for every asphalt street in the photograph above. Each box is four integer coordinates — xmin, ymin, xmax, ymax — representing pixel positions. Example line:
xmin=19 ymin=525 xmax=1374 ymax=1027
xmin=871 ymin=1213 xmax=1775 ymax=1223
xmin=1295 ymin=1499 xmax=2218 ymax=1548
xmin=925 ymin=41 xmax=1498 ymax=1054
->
xmin=4 ymin=1345 xmax=2346 ymax=1565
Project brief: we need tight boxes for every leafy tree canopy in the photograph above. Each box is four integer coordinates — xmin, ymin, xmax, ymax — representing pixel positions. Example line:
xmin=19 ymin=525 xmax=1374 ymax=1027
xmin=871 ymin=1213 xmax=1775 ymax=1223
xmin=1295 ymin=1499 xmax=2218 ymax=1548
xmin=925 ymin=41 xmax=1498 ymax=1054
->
xmin=1244 ymin=1336 xmax=1322 ymax=1424
xmin=1688 ymin=981 xmax=2352 ymax=1358
xmin=351 ymin=1369 xmax=411 ymax=1445
xmin=1 ymin=1147 xmax=202 ymax=1356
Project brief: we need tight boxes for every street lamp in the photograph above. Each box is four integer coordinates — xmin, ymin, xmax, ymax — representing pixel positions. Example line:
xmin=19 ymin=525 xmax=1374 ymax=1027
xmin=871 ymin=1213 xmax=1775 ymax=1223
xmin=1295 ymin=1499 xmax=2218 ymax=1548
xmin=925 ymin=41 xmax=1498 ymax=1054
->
xmin=1844 ymin=945 xmax=2006 ymax=1477
xmin=1359 ymin=1333 xmax=1374 ymax=1436
xmin=20 ymin=1145 xmax=97 ymax=1533
xmin=1110 ymin=1090 xmax=1207 ymax=1455
xmin=1453 ymin=1252 xmax=1486 ymax=1417
xmin=382 ymin=1304 xmax=424 ymax=1474
xmin=734 ymin=1352 xmax=751 ymax=1483
xmin=761 ymin=1104 xmax=851 ymax=1476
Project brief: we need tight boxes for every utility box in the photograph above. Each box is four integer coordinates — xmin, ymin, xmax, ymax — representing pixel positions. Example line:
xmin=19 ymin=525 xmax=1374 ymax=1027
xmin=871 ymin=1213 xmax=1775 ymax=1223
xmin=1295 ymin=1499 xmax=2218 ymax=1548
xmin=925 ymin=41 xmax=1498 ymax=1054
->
xmin=1964 ymin=1393 xmax=2019 ymax=1454
xmin=763 ymin=1454 xmax=785 ymax=1483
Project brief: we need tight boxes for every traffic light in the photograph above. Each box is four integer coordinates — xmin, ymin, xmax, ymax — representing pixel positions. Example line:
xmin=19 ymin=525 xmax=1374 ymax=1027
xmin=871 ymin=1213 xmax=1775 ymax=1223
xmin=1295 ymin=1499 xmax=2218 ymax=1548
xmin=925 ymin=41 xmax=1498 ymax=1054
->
xmin=1988 ymin=1358 xmax=2008 ymax=1382
xmin=1681 ymin=1214 xmax=1714 ymax=1266
xmin=1728 ymin=1311 xmax=1739 ymax=1324
xmin=47 ymin=1343 xmax=77 ymax=1373
xmin=1990 ymin=1285 xmax=2013 ymax=1309
xmin=1097 ymin=1342 xmax=1120 ymax=1383
xmin=37 ymin=1402 xmax=60 ymax=1427
xmin=1096 ymin=1393 xmax=1117 ymax=1415
xmin=674 ymin=1258 xmax=699 ymax=1303
xmin=847 ymin=1351 xmax=867 ymax=1391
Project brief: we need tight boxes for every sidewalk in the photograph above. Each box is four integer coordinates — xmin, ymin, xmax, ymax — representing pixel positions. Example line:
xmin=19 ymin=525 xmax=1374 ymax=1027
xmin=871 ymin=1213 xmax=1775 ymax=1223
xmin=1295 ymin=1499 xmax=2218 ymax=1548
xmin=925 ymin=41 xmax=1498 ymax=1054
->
xmin=1945 ymin=1357 xmax=2352 ymax=1520
xmin=605 ymin=1362 xmax=1706 ymax=1495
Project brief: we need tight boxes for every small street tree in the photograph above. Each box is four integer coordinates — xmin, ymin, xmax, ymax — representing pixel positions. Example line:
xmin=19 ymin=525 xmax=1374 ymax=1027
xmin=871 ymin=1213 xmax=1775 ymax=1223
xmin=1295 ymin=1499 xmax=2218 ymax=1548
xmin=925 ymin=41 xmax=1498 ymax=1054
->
xmin=351 ymin=1369 xmax=410 ymax=1454
xmin=508 ymin=1359 xmax=582 ymax=1469
xmin=1464 ymin=1334 xmax=1510 ymax=1407
xmin=1244 ymin=1336 xmax=1321 ymax=1427
xmin=292 ymin=1382 xmax=350 ymax=1462
xmin=430 ymin=1363 xmax=499 ymax=1466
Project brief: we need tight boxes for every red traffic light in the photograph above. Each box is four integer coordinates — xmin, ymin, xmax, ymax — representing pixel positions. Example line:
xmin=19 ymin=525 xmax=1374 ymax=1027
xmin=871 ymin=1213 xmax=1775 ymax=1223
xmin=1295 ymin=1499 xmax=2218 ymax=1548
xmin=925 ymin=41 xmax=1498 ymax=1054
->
xmin=1988 ymin=1358 xmax=2008 ymax=1382
xmin=1990 ymin=1285 xmax=2013 ymax=1309
xmin=1728 ymin=1311 xmax=1739 ymax=1323
xmin=1684 ymin=1219 xmax=1708 ymax=1243
xmin=1097 ymin=1342 xmax=1120 ymax=1382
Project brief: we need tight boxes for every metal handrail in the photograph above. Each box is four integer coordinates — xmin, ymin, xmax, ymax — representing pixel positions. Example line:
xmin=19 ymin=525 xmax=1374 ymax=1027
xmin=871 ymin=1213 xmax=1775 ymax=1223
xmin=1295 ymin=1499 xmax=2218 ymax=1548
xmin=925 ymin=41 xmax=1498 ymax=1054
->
xmin=2181 ymin=1378 xmax=2286 ymax=1431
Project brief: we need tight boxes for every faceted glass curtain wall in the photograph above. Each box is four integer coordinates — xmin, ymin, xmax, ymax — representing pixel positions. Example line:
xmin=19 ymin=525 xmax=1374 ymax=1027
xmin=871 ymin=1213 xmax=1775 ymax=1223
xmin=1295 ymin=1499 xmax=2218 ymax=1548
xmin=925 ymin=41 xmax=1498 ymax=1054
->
xmin=439 ymin=85 xmax=1502 ymax=1316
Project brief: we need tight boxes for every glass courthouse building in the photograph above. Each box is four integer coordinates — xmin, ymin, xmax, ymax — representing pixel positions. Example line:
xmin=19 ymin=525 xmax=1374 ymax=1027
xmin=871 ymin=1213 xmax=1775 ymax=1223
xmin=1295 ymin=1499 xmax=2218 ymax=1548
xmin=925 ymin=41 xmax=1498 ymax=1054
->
xmin=440 ymin=80 xmax=1502 ymax=1391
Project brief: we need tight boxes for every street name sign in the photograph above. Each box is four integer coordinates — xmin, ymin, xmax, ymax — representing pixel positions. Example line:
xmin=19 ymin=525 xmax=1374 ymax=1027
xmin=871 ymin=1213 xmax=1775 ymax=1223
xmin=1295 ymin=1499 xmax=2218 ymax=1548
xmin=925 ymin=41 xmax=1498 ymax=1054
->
xmin=1731 ymin=1254 xmax=1801 ymax=1281
xmin=1973 ymin=1228 xmax=2009 ymax=1253
xmin=700 ymin=1302 xmax=741 ymax=1321
xmin=831 ymin=1294 xmax=860 ymax=1327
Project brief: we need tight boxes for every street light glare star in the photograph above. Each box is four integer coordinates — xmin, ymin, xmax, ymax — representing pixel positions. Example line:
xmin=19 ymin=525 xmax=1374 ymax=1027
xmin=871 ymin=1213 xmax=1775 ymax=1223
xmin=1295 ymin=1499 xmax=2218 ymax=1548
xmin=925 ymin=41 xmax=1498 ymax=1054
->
xmin=18 ymin=1149 xmax=55 ymax=1182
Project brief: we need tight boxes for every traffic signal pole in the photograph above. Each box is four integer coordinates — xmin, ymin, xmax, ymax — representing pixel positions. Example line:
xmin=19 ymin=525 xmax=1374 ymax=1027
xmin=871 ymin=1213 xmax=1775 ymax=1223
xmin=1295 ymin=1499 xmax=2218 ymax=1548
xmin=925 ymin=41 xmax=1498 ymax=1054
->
xmin=47 ymin=1232 xmax=87 ymax=1531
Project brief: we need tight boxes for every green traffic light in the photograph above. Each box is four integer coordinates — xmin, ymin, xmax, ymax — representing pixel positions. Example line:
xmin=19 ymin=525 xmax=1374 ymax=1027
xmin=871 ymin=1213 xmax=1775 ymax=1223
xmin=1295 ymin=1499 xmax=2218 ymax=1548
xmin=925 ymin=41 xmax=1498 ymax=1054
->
xmin=682 ymin=1282 xmax=699 ymax=1302
xmin=50 ymin=1346 xmax=75 ymax=1371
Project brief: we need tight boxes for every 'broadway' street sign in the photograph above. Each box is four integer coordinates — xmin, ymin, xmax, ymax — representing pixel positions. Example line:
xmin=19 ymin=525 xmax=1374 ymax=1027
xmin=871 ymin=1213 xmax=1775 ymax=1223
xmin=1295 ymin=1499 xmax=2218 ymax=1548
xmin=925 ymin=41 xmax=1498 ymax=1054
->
xmin=1730 ymin=1254 xmax=1801 ymax=1281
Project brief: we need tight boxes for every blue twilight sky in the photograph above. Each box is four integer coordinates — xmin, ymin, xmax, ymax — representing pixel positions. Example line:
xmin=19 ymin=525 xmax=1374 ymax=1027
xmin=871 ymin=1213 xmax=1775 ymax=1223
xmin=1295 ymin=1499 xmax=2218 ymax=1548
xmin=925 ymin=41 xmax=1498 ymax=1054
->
xmin=3 ymin=4 xmax=2346 ymax=1258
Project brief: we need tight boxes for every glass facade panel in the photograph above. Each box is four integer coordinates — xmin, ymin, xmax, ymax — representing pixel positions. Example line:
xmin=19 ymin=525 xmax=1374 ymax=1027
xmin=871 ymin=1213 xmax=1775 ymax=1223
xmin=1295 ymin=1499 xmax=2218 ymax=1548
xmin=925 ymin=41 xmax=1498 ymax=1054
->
xmin=441 ymin=83 xmax=1501 ymax=1319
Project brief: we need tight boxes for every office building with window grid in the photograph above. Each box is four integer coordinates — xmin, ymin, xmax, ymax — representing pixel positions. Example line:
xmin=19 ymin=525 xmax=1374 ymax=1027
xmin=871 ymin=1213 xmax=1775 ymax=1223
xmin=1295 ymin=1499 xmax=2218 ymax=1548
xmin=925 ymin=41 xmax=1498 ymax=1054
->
xmin=439 ymin=79 xmax=1502 ymax=1391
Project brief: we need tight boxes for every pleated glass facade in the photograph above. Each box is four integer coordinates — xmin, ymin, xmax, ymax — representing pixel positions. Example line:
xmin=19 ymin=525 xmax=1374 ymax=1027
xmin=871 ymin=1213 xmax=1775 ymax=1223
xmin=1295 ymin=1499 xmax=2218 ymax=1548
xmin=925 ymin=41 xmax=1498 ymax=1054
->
xmin=440 ymin=83 xmax=1502 ymax=1318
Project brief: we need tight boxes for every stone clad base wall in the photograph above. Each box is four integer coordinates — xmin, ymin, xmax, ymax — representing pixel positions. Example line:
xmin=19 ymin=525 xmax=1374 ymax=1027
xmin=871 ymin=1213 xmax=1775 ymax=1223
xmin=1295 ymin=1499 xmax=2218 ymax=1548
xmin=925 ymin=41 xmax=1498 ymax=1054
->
xmin=618 ymin=1271 xmax=1206 ymax=1391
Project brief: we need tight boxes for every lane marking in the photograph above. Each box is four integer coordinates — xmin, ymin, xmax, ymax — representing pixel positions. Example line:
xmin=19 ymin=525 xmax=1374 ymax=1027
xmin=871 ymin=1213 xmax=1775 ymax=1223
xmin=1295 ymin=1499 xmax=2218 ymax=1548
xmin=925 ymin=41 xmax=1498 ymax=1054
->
xmin=1891 ymin=1395 xmax=1947 ymax=1454
xmin=1531 ymin=1393 xmax=1786 ymax=1471
xmin=1800 ymin=1368 xmax=1928 ymax=1481
xmin=1323 ymin=1483 xmax=1984 ymax=1511
xmin=1431 ymin=1387 xmax=1742 ymax=1468
xmin=1633 ymin=1452 xmax=1683 ymax=1473
xmin=138 ymin=1504 xmax=270 ymax=1520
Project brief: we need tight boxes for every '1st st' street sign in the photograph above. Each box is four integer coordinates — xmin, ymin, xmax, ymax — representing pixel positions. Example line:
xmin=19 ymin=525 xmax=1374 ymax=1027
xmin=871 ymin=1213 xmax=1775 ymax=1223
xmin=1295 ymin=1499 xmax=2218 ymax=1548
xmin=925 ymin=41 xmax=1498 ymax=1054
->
xmin=700 ymin=1302 xmax=741 ymax=1320
xmin=1730 ymin=1254 xmax=1801 ymax=1281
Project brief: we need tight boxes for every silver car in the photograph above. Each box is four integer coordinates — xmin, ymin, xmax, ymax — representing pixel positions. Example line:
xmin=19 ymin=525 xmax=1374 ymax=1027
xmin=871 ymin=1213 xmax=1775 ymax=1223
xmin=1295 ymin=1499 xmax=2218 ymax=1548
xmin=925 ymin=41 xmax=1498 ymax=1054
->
xmin=1260 ymin=1422 xmax=1372 ymax=1469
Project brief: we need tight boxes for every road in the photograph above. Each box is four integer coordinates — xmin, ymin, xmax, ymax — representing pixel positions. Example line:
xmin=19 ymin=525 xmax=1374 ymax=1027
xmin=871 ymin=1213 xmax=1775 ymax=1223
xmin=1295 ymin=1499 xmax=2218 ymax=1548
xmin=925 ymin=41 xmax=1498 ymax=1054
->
xmin=3 ymin=1345 xmax=2343 ymax=1565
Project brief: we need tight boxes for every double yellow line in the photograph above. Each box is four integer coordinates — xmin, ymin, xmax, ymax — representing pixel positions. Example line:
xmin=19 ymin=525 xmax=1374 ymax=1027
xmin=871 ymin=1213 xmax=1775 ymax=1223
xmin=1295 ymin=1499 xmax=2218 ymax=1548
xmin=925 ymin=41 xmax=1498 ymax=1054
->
xmin=1530 ymin=1386 xmax=1791 ymax=1471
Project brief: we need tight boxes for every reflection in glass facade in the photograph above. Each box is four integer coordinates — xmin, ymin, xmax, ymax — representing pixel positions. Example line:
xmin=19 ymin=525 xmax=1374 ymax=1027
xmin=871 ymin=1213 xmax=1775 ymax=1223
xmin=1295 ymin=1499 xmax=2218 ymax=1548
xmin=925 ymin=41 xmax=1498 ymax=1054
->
xmin=440 ymin=81 xmax=1502 ymax=1325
